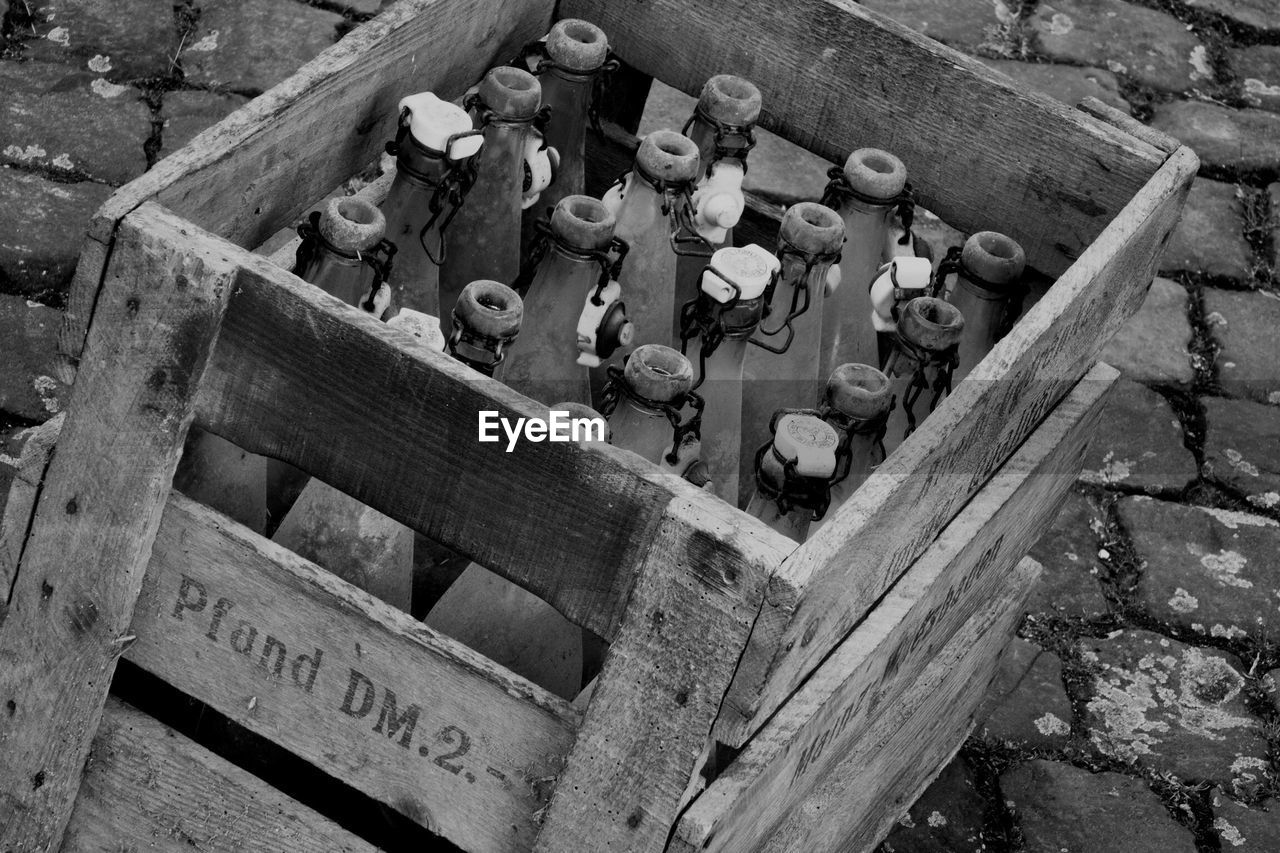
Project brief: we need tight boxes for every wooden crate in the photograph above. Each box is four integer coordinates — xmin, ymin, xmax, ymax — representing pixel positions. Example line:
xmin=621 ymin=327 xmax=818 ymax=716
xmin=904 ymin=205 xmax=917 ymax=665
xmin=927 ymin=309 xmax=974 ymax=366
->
xmin=0 ymin=0 xmax=1194 ymax=849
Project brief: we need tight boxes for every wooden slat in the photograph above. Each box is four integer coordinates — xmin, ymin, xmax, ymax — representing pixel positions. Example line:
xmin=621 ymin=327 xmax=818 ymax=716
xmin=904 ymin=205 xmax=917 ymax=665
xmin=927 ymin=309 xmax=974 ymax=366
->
xmin=1078 ymin=96 xmax=1181 ymax=155
xmin=62 ymin=696 xmax=377 ymax=853
xmin=756 ymin=559 xmax=1039 ymax=853
xmin=562 ymin=0 xmax=1167 ymax=276
xmin=0 ymin=204 xmax=240 ymax=850
xmin=716 ymin=146 xmax=1197 ymax=747
xmin=125 ymin=493 xmax=578 ymax=853
xmin=56 ymin=0 xmax=554 ymax=386
xmin=673 ymin=365 xmax=1113 ymax=852
xmin=533 ymin=494 xmax=785 ymax=852
xmin=0 ymin=414 xmax=62 ymax=596
xmin=190 ymin=230 xmax=794 ymax=641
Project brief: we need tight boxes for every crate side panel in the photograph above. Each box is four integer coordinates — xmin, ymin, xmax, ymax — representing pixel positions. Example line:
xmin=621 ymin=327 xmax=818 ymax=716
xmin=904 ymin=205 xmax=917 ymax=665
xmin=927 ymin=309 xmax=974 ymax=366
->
xmin=717 ymin=146 xmax=1197 ymax=746
xmin=533 ymin=495 xmax=786 ymax=853
xmin=564 ymin=0 xmax=1166 ymax=275
xmin=193 ymin=249 xmax=690 ymax=640
xmin=125 ymin=493 xmax=578 ymax=853
xmin=679 ymin=365 xmax=1113 ymax=852
xmin=0 ymin=205 xmax=240 ymax=850
xmin=63 ymin=696 xmax=378 ymax=852
xmin=756 ymin=559 xmax=1039 ymax=853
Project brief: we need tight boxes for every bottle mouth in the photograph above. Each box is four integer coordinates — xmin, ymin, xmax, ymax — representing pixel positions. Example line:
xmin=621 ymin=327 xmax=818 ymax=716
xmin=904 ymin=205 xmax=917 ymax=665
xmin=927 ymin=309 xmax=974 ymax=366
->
xmin=479 ymin=66 xmax=542 ymax=119
xmin=319 ymin=197 xmax=385 ymax=253
xmin=780 ymin=201 xmax=845 ymax=254
xmin=546 ymin=19 xmax=610 ymax=71
xmin=456 ymin=280 xmax=523 ymax=338
xmin=843 ymin=148 xmax=908 ymax=201
xmin=899 ymin=297 xmax=965 ymax=351
xmin=553 ymin=195 xmax=617 ymax=251
xmin=637 ymin=130 xmax=701 ymax=183
xmin=826 ymin=363 xmax=893 ymax=420
xmin=699 ymin=74 xmax=762 ymax=125
xmin=625 ymin=344 xmax=694 ymax=402
xmin=962 ymin=231 xmax=1026 ymax=286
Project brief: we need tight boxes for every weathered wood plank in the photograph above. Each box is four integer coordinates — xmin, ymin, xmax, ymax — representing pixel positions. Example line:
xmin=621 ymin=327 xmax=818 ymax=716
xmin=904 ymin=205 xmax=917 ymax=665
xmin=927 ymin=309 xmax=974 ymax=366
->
xmin=1078 ymin=96 xmax=1181 ymax=155
xmin=62 ymin=696 xmax=377 ymax=853
xmin=534 ymin=495 xmax=786 ymax=852
xmin=125 ymin=493 xmax=577 ymax=853
xmin=717 ymin=146 xmax=1197 ymax=746
xmin=756 ymin=559 xmax=1040 ymax=853
xmin=0 ymin=204 xmax=240 ymax=850
xmin=675 ymin=365 xmax=1113 ymax=852
xmin=565 ymin=0 xmax=1167 ymax=276
xmin=193 ymin=243 xmax=792 ymax=641
xmin=0 ymin=414 xmax=62 ymax=597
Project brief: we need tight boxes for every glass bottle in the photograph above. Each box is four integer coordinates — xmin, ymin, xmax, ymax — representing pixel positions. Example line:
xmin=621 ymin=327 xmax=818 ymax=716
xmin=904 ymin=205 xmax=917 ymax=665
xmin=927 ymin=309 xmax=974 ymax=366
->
xmin=672 ymin=74 xmax=762 ymax=338
xmin=739 ymin=201 xmax=844 ymax=507
xmin=380 ymin=91 xmax=484 ymax=320
xmin=881 ymin=296 xmax=965 ymax=454
xmin=602 ymin=344 xmax=705 ymax=483
xmin=679 ymin=244 xmax=778 ymax=504
xmin=941 ymin=231 xmax=1027 ymax=382
xmin=598 ymin=129 xmax=702 ymax=370
xmin=746 ymin=412 xmax=840 ymax=543
xmin=446 ymin=279 xmax=524 ymax=381
xmin=440 ymin=66 xmax=549 ymax=332
xmin=820 ymin=148 xmax=909 ymax=377
xmin=504 ymin=195 xmax=632 ymax=406
xmin=809 ymin=363 xmax=893 ymax=533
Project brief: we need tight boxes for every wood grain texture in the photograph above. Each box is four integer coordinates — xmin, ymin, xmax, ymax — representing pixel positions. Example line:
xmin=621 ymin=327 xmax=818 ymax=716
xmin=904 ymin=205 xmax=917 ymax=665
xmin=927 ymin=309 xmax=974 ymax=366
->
xmin=126 ymin=492 xmax=579 ymax=853
xmin=562 ymin=0 xmax=1166 ymax=276
xmin=0 ymin=204 xmax=240 ymax=850
xmin=0 ymin=414 xmax=62 ymax=598
xmin=756 ymin=559 xmax=1040 ymax=853
xmin=193 ymin=244 xmax=793 ymax=642
xmin=55 ymin=232 xmax=112 ymax=384
xmin=533 ymin=495 xmax=786 ymax=852
xmin=675 ymin=365 xmax=1113 ymax=852
xmin=716 ymin=146 xmax=1197 ymax=747
xmin=62 ymin=696 xmax=377 ymax=853
xmin=1078 ymin=97 xmax=1181 ymax=155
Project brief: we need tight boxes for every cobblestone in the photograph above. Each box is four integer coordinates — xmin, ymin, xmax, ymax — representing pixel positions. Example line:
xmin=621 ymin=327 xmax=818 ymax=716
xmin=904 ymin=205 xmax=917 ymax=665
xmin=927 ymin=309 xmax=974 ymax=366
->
xmin=1099 ymin=278 xmax=1196 ymax=385
xmin=1204 ymin=289 xmax=1280 ymax=405
xmin=1026 ymin=491 xmax=1110 ymax=617
xmin=1230 ymin=46 xmax=1280 ymax=113
xmin=1150 ymin=100 xmax=1280 ymax=174
xmin=159 ymin=89 xmax=250 ymax=156
xmin=979 ymin=59 xmax=1130 ymax=111
xmin=975 ymin=638 xmax=1074 ymax=748
xmin=1081 ymin=379 xmax=1197 ymax=493
xmin=1202 ymin=396 xmax=1280 ymax=509
xmin=1030 ymin=0 xmax=1207 ymax=95
xmin=19 ymin=0 xmax=177 ymax=81
xmin=1119 ymin=496 xmax=1280 ymax=638
xmin=1001 ymin=760 xmax=1196 ymax=853
xmin=1078 ymin=629 xmax=1268 ymax=782
xmin=1184 ymin=0 xmax=1280 ymax=34
xmin=1211 ymin=788 xmax=1280 ymax=849
xmin=1159 ymin=178 xmax=1254 ymax=281
xmin=1 ymin=60 xmax=152 ymax=185
xmin=0 ymin=167 xmax=111 ymax=301
xmin=859 ymin=0 xmax=1008 ymax=51
xmin=181 ymin=0 xmax=342 ymax=93
xmin=876 ymin=757 xmax=987 ymax=853
xmin=0 ymin=293 xmax=66 ymax=422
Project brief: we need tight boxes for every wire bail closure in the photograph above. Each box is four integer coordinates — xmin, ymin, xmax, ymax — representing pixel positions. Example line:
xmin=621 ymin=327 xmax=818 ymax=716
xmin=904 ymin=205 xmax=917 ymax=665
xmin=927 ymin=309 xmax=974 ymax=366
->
xmin=294 ymin=210 xmax=399 ymax=314
xmin=752 ymin=408 xmax=846 ymax=521
xmin=681 ymin=102 xmax=758 ymax=178
xmin=891 ymin=332 xmax=959 ymax=438
xmin=821 ymin=168 xmax=916 ymax=247
xmin=599 ymin=358 xmax=705 ymax=467
xmin=513 ymin=39 xmax=621 ymax=141
xmin=931 ymin=244 xmax=1028 ymax=340
xmin=751 ymin=240 xmax=843 ymax=355
xmin=608 ymin=163 xmax=713 ymax=259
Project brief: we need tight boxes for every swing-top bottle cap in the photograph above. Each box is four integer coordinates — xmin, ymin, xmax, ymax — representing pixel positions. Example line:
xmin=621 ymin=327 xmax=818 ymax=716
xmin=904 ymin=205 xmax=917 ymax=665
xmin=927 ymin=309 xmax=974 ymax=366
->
xmin=702 ymin=244 xmax=779 ymax=303
xmin=780 ymin=202 xmax=844 ymax=254
xmin=772 ymin=413 xmax=839 ymax=479
xmin=624 ymin=344 xmax=694 ymax=403
xmin=545 ymin=19 xmax=610 ymax=73
xmin=898 ymin=297 xmax=965 ymax=352
xmin=842 ymin=148 xmax=908 ymax=203
xmin=826 ymin=363 xmax=893 ymax=421
xmin=455 ymin=280 xmax=523 ymax=340
xmin=318 ymin=197 xmax=386 ymax=254
xmin=698 ymin=75 xmax=762 ymax=126
xmin=636 ymin=130 xmax=700 ymax=184
xmin=553 ymin=402 xmax=610 ymax=443
xmin=552 ymin=195 xmax=617 ymax=252
xmin=961 ymin=231 xmax=1026 ymax=287
xmin=397 ymin=92 xmax=483 ymax=159
xmin=478 ymin=65 xmax=542 ymax=120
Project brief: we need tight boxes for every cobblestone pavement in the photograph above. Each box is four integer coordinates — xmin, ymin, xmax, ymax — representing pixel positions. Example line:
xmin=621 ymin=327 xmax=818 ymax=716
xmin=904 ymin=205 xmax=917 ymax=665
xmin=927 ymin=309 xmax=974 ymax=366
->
xmin=1 ymin=0 xmax=1279 ymax=850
